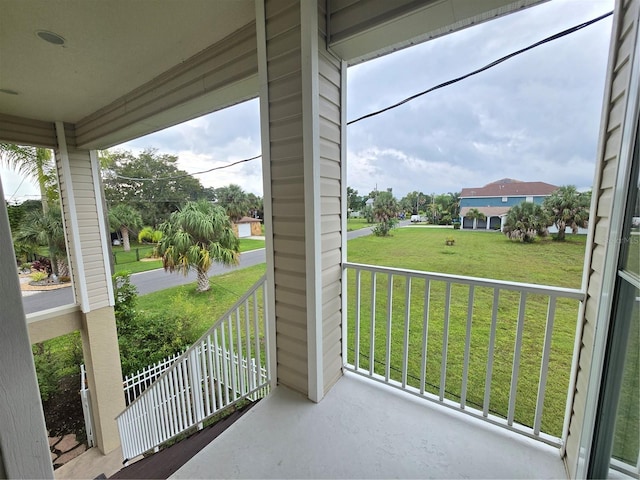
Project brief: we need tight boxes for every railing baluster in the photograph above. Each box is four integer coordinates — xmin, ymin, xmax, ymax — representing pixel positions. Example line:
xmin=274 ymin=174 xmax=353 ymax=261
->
xmin=253 ymin=291 xmax=262 ymax=391
xmin=402 ymin=275 xmax=412 ymax=388
xmin=461 ymin=285 xmax=475 ymax=409
xmin=534 ymin=296 xmax=557 ymax=435
xmin=236 ymin=309 xmax=245 ymax=396
xmin=507 ymin=292 xmax=528 ymax=426
xmin=385 ymin=273 xmax=393 ymax=382
xmin=214 ymin=330 xmax=225 ymax=407
xmin=369 ymin=271 xmax=377 ymax=376
xmin=206 ymin=336 xmax=216 ymax=414
xmin=245 ymin=298 xmax=253 ymax=394
xmin=439 ymin=282 xmax=451 ymax=402
xmin=221 ymin=324 xmax=231 ymax=404
xmin=354 ymin=268 xmax=361 ymax=370
xmin=420 ymin=280 xmax=430 ymax=395
xmin=227 ymin=316 xmax=238 ymax=400
xmin=483 ymin=288 xmax=500 ymax=417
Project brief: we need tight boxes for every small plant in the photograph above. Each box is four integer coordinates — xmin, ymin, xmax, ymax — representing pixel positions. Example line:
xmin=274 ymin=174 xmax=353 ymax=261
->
xmin=31 ymin=258 xmax=51 ymax=273
xmin=30 ymin=271 xmax=49 ymax=282
xmin=452 ymin=222 xmax=461 ymax=230
xmin=59 ymin=275 xmax=71 ymax=283
xmin=445 ymin=237 xmax=455 ymax=246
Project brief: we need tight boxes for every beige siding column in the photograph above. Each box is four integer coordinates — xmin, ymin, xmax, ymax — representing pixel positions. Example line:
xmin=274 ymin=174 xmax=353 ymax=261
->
xmin=54 ymin=123 xmax=125 ymax=454
xmin=0 ymin=180 xmax=53 ymax=478
xmin=564 ymin=0 xmax=639 ymax=476
xmin=257 ymin=0 xmax=344 ymax=402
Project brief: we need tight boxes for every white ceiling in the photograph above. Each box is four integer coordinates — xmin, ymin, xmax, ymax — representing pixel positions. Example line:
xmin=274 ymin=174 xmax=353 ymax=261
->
xmin=0 ymin=0 xmax=256 ymax=123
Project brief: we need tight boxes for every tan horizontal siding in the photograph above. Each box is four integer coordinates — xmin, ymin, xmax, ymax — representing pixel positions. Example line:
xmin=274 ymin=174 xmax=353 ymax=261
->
xmin=566 ymin=1 xmax=638 ymax=475
xmin=0 ymin=113 xmax=57 ymax=147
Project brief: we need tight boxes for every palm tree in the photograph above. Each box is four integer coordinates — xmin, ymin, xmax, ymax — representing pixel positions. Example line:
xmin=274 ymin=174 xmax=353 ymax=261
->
xmin=0 ymin=144 xmax=57 ymax=211
xmin=503 ymin=201 xmax=550 ymax=243
xmin=108 ymin=204 xmax=143 ymax=252
xmin=156 ymin=200 xmax=239 ymax=292
xmin=214 ymin=184 xmax=249 ymax=221
xmin=466 ymin=208 xmax=486 ymax=229
xmin=14 ymin=207 xmax=68 ymax=277
xmin=542 ymin=186 xmax=590 ymax=241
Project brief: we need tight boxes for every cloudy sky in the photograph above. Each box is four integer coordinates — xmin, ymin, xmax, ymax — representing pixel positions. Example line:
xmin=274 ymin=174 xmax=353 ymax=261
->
xmin=2 ymin=0 xmax=614 ymax=202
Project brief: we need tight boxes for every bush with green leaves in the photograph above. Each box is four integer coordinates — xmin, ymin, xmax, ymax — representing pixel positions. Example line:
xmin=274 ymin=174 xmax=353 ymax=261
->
xmin=113 ymin=271 xmax=198 ymax=375
xmin=503 ymin=201 xmax=550 ymax=243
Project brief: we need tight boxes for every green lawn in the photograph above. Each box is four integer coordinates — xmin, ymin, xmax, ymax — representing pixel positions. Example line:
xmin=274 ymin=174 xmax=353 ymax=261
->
xmin=345 ymin=228 xmax=588 ymax=437
xmin=347 ymin=217 xmax=373 ymax=231
xmin=136 ymin=264 xmax=266 ymax=334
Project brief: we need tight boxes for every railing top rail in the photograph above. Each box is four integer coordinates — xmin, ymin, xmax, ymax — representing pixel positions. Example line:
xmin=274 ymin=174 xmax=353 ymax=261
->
xmin=115 ymin=274 xmax=267 ymax=419
xmin=344 ymin=262 xmax=585 ymax=300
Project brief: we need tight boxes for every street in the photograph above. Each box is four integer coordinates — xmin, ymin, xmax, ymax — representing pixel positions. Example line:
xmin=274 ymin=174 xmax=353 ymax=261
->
xmin=22 ymin=222 xmax=407 ymax=314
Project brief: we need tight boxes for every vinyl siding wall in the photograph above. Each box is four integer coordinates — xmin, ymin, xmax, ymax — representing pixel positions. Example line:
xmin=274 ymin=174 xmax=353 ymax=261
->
xmin=262 ymin=0 xmax=343 ymax=396
xmin=565 ymin=1 xmax=639 ymax=476
xmin=56 ymin=132 xmax=112 ymax=311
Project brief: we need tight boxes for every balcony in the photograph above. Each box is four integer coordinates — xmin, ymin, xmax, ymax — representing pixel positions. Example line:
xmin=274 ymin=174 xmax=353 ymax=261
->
xmin=107 ymin=262 xmax=589 ymax=478
xmin=169 ymin=371 xmax=566 ymax=479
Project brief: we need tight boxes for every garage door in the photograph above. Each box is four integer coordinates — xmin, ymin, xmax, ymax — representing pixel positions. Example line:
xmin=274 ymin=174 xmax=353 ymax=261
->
xmin=238 ymin=223 xmax=251 ymax=238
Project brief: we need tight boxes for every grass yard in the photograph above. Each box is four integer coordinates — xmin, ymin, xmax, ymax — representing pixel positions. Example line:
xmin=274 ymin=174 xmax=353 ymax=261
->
xmin=136 ymin=264 xmax=266 ymax=335
xmin=345 ymin=228 xmax=588 ymax=437
xmin=347 ymin=217 xmax=373 ymax=231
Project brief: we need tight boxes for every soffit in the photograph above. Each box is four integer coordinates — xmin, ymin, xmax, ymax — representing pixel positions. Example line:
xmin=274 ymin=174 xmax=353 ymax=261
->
xmin=0 ymin=0 xmax=255 ymax=123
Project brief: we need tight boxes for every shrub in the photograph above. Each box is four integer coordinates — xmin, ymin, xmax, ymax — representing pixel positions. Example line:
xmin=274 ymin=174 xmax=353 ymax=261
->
xmin=373 ymin=219 xmax=397 ymax=236
xmin=445 ymin=237 xmax=455 ymax=246
xmin=503 ymin=201 xmax=549 ymax=243
xmin=30 ymin=271 xmax=49 ymax=282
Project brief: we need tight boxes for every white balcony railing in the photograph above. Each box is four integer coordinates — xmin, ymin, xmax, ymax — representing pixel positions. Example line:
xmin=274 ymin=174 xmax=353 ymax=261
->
xmin=343 ymin=262 xmax=585 ymax=446
xmin=116 ymin=275 xmax=270 ymax=462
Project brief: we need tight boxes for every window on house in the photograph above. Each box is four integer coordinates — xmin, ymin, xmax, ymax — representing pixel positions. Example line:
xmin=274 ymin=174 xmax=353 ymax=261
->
xmin=526 ymin=196 xmax=534 ymax=202
xmin=502 ymin=196 xmax=507 ymax=202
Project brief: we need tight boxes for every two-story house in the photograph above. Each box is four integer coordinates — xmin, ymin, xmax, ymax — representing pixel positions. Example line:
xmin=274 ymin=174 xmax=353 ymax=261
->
xmin=459 ymin=178 xmax=558 ymax=230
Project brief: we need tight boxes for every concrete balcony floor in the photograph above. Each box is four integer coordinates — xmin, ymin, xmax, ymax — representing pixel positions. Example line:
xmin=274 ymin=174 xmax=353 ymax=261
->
xmin=171 ymin=371 xmax=567 ymax=479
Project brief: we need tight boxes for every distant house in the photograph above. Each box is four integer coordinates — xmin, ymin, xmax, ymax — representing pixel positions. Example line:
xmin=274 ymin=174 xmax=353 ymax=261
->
xmin=232 ymin=217 xmax=262 ymax=238
xmin=459 ymin=178 xmax=558 ymax=230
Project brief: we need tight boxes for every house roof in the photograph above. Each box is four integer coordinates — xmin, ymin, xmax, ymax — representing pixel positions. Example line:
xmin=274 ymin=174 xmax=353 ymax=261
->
xmin=460 ymin=178 xmax=558 ymax=198
xmin=460 ymin=206 xmax=510 ymax=217
xmin=235 ymin=216 xmax=261 ymax=224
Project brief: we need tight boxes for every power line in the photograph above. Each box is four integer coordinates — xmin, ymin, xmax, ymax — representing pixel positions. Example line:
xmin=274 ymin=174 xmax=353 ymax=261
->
xmin=113 ymin=154 xmax=262 ymax=182
xmin=347 ymin=10 xmax=613 ymax=125
xmin=108 ymin=10 xmax=612 ymax=183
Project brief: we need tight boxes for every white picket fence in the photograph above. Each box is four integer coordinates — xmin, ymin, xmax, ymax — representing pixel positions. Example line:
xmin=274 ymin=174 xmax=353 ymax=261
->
xmin=123 ymin=351 xmax=186 ymax=406
xmin=115 ymin=275 xmax=270 ymax=461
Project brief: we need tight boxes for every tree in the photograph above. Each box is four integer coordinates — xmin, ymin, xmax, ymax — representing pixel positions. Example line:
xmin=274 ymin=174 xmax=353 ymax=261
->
xmin=109 ymin=204 xmax=143 ymax=252
xmin=503 ymin=202 xmax=550 ymax=243
xmin=214 ymin=184 xmax=249 ymax=221
xmin=14 ymin=206 xmax=68 ymax=276
xmin=102 ymin=149 xmax=207 ymax=226
xmin=347 ymin=187 xmax=365 ymax=213
xmin=543 ymin=186 xmax=591 ymax=241
xmin=400 ymin=191 xmax=426 ymax=215
xmin=0 ymin=144 xmax=58 ymax=210
xmin=156 ymin=200 xmax=239 ymax=292
xmin=466 ymin=208 xmax=486 ymax=229
xmin=372 ymin=191 xmax=399 ymax=236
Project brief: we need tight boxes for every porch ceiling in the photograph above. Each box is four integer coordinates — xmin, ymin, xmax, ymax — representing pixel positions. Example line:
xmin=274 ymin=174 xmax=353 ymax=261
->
xmin=0 ymin=0 xmax=255 ymax=124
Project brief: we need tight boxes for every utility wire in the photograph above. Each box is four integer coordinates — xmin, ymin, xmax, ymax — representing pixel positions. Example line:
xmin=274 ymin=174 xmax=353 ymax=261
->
xmin=347 ymin=10 xmax=613 ymax=125
xmin=110 ymin=11 xmax=612 ymax=183
xmin=113 ymin=154 xmax=262 ymax=182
